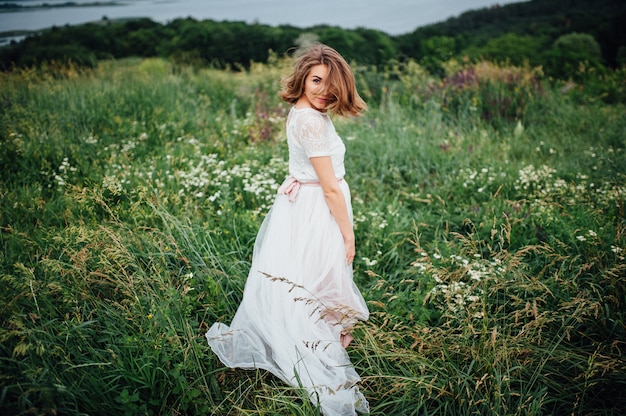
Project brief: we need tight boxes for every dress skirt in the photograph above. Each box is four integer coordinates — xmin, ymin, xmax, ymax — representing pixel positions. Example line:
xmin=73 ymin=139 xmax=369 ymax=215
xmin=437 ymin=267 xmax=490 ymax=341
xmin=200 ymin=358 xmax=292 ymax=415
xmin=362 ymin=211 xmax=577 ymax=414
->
xmin=206 ymin=178 xmax=370 ymax=415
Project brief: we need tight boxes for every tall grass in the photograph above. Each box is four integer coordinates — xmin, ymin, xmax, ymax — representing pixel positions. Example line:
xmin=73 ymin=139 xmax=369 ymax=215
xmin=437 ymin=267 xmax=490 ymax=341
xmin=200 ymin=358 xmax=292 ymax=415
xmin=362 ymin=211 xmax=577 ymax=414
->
xmin=1 ymin=57 xmax=625 ymax=415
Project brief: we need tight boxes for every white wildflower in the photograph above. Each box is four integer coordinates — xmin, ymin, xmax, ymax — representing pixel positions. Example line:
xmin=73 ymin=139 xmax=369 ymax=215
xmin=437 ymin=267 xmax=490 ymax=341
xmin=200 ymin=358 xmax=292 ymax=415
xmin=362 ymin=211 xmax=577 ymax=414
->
xmin=362 ymin=257 xmax=378 ymax=267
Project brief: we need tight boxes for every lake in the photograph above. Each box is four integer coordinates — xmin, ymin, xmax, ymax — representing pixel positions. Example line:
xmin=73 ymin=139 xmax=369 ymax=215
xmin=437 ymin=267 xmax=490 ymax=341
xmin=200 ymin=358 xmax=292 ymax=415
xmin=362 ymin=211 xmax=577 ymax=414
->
xmin=0 ymin=0 xmax=526 ymax=42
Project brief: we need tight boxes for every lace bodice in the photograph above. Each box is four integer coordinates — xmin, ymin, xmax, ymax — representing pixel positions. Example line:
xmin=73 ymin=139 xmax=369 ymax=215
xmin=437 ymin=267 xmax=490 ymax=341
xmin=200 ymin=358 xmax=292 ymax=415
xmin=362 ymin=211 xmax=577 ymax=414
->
xmin=286 ymin=107 xmax=346 ymax=182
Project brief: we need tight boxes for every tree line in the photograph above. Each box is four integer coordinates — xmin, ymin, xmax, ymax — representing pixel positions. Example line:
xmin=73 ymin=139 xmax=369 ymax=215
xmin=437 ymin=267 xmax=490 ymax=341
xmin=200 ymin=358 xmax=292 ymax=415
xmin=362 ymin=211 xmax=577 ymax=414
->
xmin=0 ymin=0 xmax=624 ymax=79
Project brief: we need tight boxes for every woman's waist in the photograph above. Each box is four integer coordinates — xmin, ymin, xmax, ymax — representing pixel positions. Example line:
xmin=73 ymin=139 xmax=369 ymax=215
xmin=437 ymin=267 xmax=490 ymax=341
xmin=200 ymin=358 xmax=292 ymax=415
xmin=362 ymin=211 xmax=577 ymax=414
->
xmin=292 ymin=176 xmax=344 ymax=185
xmin=278 ymin=175 xmax=346 ymax=202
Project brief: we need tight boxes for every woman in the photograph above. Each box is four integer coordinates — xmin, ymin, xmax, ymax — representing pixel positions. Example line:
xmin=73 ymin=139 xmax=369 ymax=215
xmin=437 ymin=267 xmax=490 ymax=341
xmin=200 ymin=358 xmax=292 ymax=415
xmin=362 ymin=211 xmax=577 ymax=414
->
xmin=207 ymin=43 xmax=370 ymax=415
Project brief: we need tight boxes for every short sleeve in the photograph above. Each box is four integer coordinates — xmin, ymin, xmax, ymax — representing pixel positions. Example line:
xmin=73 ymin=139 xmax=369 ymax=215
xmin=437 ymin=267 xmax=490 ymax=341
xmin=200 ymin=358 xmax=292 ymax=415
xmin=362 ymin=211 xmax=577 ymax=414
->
xmin=295 ymin=114 xmax=331 ymax=158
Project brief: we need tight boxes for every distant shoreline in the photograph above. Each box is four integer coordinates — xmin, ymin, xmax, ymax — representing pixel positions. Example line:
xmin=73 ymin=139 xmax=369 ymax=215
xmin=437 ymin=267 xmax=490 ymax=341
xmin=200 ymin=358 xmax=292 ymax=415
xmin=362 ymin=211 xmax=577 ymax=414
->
xmin=0 ymin=16 xmax=145 ymax=45
xmin=0 ymin=2 xmax=124 ymax=13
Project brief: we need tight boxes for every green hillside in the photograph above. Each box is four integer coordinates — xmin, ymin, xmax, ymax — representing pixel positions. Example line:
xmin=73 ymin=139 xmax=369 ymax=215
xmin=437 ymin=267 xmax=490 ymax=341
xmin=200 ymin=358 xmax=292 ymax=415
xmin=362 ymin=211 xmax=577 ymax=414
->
xmin=398 ymin=0 xmax=625 ymax=64
xmin=1 ymin=0 xmax=624 ymax=79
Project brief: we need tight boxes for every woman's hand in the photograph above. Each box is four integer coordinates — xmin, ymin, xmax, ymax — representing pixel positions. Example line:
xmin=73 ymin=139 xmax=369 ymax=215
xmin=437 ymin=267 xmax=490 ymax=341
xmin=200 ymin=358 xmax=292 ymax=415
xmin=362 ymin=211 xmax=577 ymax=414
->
xmin=344 ymin=234 xmax=355 ymax=265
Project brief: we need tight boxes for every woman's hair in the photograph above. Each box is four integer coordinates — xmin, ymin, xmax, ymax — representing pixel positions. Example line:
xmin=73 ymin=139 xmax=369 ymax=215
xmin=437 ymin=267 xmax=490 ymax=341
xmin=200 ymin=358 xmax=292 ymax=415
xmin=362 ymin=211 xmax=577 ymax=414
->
xmin=279 ymin=43 xmax=367 ymax=117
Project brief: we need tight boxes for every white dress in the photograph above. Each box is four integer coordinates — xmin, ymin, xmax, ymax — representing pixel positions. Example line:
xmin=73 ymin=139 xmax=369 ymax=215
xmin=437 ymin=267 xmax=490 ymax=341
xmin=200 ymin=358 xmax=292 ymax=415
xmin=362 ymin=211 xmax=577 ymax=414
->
xmin=206 ymin=107 xmax=370 ymax=415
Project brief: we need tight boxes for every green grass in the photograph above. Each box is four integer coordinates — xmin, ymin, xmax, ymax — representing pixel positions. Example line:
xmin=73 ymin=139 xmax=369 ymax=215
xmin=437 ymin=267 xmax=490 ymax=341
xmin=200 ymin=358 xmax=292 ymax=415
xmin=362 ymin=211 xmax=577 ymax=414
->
xmin=1 ymin=57 xmax=625 ymax=415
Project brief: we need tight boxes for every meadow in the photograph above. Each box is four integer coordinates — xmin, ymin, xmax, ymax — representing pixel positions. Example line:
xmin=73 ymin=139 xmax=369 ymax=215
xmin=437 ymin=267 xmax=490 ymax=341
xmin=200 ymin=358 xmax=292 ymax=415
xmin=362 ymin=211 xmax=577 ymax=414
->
xmin=1 ymin=56 xmax=625 ymax=415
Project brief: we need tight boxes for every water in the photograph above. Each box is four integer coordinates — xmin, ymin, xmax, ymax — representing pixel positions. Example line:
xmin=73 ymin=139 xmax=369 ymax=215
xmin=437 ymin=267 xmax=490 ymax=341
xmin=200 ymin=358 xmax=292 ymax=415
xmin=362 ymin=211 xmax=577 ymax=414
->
xmin=0 ymin=0 xmax=526 ymax=40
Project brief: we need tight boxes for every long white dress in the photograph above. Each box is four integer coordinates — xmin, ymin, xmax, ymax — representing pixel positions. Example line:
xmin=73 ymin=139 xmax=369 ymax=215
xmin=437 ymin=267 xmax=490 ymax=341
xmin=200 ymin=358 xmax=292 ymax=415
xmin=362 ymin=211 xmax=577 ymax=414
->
xmin=206 ymin=107 xmax=370 ymax=415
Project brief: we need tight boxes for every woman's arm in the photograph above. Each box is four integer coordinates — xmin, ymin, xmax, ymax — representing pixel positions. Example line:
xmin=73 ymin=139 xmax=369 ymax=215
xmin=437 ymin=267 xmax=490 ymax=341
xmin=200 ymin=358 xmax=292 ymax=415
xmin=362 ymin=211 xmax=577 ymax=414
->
xmin=309 ymin=156 xmax=355 ymax=265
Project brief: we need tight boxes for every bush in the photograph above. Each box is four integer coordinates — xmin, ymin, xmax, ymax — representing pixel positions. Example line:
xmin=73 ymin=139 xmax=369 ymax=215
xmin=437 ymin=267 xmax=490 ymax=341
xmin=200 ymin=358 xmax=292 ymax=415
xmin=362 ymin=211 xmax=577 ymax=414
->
xmin=545 ymin=32 xmax=605 ymax=79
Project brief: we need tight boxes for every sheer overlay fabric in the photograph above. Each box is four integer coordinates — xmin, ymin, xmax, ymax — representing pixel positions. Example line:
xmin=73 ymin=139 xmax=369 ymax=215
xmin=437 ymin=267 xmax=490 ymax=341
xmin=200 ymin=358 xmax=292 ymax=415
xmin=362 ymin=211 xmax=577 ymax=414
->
xmin=207 ymin=107 xmax=370 ymax=415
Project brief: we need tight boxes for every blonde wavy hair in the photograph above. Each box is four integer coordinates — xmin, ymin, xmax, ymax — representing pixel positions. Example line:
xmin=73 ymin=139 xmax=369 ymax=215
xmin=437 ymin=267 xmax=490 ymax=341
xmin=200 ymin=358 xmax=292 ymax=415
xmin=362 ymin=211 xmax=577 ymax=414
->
xmin=279 ymin=43 xmax=367 ymax=117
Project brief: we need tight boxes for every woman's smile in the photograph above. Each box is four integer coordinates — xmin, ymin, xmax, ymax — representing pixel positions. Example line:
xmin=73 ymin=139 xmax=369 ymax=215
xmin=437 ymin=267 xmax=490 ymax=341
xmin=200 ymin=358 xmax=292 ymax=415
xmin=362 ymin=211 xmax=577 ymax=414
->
xmin=315 ymin=96 xmax=329 ymax=105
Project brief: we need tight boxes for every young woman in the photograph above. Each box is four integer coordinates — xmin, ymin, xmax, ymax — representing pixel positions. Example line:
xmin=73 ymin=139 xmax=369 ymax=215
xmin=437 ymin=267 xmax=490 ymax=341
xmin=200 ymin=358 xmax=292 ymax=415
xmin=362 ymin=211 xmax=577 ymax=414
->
xmin=207 ymin=43 xmax=370 ymax=415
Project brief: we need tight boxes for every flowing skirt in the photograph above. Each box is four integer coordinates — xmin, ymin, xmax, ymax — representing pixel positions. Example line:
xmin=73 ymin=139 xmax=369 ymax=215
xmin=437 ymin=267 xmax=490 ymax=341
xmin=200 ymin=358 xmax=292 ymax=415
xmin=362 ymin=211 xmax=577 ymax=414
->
xmin=206 ymin=179 xmax=370 ymax=415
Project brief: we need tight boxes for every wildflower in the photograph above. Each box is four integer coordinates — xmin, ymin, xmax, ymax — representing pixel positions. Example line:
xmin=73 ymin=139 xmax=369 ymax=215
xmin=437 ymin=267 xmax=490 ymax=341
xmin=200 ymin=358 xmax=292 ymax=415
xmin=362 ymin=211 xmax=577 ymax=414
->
xmin=467 ymin=269 xmax=484 ymax=281
xmin=84 ymin=135 xmax=98 ymax=144
xmin=54 ymin=174 xmax=66 ymax=187
xmin=412 ymin=262 xmax=427 ymax=272
xmin=355 ymin=214 xmax=367 ymax=223
xmin=208 ymin=191 xmax=221 ymax=202
xmin=576 ymin=235 xmax=586 ymax=241
xmin=362 ymin=257 xmax=378 ymax=267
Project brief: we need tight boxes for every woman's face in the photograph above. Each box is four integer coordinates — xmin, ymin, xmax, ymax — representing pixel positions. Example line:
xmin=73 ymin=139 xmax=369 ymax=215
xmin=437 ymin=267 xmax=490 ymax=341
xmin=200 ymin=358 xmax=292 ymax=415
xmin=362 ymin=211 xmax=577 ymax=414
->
xmin=299 ymin=64 xmax=331 ymax=111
